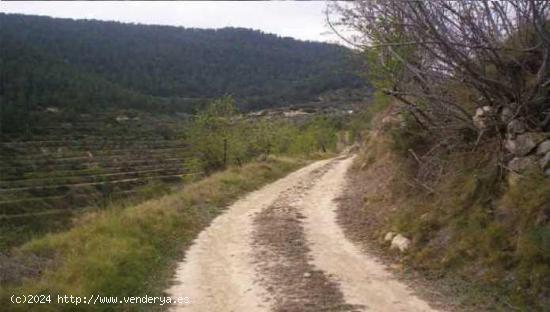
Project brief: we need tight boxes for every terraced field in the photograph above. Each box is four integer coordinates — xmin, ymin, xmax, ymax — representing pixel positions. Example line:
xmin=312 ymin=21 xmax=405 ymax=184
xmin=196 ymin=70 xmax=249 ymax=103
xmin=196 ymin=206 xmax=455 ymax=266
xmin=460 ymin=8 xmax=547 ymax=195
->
xmin=0 ymin=111 xmax=192 ymax=248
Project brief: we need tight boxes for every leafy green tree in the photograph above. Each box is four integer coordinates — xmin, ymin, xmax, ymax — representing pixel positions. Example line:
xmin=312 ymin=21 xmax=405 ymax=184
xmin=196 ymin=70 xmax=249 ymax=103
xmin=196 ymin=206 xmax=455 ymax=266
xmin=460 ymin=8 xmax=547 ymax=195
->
xmin=187 ymin=96 xmax=239 ymax=172
xmin=310 ymin=117 xmax=338 ymax=153
xmin=249 ymin=119 xmax=277 ymax=160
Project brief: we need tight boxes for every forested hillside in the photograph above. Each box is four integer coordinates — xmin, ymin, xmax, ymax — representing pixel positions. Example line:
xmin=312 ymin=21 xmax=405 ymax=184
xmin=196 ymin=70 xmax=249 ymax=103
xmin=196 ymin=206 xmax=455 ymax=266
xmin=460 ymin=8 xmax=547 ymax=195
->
xmin=0 ymin=13 xmax=362 ymax=133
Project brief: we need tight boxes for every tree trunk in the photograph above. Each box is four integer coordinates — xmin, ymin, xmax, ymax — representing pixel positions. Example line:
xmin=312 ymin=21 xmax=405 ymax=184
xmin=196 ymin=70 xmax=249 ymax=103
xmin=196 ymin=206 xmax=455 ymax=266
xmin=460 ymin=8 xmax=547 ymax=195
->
xmin=223 ymin=138 xmax=228 ymax=168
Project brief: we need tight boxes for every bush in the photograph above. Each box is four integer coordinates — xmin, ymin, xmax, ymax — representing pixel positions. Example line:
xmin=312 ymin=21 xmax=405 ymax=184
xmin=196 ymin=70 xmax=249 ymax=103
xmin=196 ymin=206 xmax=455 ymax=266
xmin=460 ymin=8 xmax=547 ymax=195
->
xmin=186 ymin=97 xmax=341 ymax=173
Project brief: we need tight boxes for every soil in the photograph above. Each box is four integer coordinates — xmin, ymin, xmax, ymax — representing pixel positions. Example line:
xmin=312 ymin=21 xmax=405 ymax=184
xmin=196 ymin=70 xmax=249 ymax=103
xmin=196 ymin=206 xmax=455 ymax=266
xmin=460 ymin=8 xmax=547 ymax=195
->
xmin=167 ymin=156 xmax=442 ymax=312
xmin=335 ymin=157 xmax=461 ymax=311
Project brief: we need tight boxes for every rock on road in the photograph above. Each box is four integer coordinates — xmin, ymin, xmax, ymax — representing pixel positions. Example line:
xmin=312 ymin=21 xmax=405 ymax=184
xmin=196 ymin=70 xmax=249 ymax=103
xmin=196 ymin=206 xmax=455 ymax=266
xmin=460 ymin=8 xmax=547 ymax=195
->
xmin=166 ymin=156 xmax=440 ymax=312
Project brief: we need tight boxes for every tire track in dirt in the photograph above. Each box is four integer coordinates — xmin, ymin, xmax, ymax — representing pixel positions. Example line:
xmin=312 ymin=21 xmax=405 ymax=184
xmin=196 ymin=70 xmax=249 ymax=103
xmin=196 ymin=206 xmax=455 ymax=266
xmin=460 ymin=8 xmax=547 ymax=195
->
xmin=252 ymin=158 xmax=361 ymax=312
xmin=167 ymin=159 xmax=334 ymax=312
xmin=301 ymin=156 xmax=440 ymax=312
xmin=167 ymin=156 xmax=441 ymax=312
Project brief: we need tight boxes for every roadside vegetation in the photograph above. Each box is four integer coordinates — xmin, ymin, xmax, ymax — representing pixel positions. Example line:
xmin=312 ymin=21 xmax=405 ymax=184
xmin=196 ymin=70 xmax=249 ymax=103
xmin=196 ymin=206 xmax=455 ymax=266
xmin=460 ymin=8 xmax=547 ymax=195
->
xmin=1 ymin=95 xmax=348 ymax=311
xmin=0 ymin=95 xmax=347 ymax=247
xmin=185 ymin=96 xmax=342 ymax=174
xmin=330 ymin=1 xmax=549 ymax=309
xmin=1 ymin=156 xmax=307 ymax=311
xmin=349 ymin=103 xmax=549 ymax=310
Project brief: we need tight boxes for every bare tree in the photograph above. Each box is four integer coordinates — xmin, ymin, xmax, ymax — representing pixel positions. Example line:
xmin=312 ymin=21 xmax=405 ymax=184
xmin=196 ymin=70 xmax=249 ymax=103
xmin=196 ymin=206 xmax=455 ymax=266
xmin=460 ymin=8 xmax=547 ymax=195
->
xmin=328 ymin=1 xmax=549 ymax=141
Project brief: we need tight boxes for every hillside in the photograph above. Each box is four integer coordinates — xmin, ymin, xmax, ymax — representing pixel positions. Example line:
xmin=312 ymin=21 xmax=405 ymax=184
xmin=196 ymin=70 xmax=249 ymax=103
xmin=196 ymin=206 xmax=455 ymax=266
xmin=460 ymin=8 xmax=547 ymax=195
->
xmin=339 ymin=102 xmax=549 ymax=310
xmin=329 ymin=1 xmax=549 ymax=309
xmin=0 ymin=13 xmax=361 ymax=251
xmin=4 ymin=2 xmax=548 ymax=311
xmin=0 ymin=13 xmax=362 ymax=133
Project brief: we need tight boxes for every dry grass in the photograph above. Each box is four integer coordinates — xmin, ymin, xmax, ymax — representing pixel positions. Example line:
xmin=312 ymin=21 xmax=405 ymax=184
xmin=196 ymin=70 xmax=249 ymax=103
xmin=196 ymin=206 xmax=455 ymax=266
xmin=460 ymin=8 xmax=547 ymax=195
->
xmin=1 ymin=156 xmax=309 ymax=312
xmin=342 ymin=102 xmax=549 ymax=310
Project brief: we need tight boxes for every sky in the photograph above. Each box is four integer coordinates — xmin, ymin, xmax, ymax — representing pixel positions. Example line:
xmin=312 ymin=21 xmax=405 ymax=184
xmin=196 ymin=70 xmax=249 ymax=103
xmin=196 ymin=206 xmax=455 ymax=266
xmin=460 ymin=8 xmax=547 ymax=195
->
xmin=0 ymin=1 xmax=343 ymax=44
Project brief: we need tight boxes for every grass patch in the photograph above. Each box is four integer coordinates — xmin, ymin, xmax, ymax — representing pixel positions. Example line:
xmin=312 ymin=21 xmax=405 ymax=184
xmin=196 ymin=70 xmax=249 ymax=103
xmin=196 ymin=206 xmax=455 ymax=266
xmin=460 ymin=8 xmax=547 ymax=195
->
xmin=395 ymin=159 xmax=548 ymax=308
xmin=0 ymin=180 xmax=175 ymax=250
xmin=352 ymin=108 xmax=549 ymax=310
xmin=1 ymin=156 xmax=308 ymax=311
xmin=387 ymin=148 xmax=548 ymax=309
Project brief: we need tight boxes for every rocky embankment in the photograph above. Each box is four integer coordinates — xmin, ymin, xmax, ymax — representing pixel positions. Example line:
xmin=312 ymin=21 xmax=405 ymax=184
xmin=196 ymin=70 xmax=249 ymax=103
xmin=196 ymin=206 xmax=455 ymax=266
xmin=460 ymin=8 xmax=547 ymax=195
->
xmin=473 ymin=106 xmax=549 ymax=178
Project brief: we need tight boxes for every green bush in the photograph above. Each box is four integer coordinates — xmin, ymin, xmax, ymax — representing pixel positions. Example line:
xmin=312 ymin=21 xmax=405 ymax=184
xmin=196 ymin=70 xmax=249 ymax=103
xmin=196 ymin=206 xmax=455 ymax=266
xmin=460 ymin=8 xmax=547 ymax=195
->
xmin=186 ymin=97 xmax=341 ymax=173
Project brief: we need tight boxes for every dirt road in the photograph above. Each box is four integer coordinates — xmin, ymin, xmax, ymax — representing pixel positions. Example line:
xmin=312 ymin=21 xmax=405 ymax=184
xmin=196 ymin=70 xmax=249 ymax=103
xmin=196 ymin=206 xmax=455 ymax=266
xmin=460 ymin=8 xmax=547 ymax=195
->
xmin=167 ymin=156 xmax=440 ymax=312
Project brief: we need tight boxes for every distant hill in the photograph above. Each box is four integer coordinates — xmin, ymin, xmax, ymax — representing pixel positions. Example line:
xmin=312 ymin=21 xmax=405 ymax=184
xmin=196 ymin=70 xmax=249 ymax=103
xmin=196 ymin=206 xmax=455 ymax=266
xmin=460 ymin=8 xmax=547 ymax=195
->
xmin=0 ymin=14 xmax=363 ymax=133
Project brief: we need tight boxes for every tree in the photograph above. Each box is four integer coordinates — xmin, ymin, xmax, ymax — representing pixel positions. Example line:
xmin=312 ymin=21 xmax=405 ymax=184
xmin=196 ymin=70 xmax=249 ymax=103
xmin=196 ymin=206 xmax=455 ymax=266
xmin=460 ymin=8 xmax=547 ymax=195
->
xmin=307 ymin=116 xmax=338 ymax=153
xmin=249 ymin=119 xmax=276 ymax=160
xmin=187 ymin=96 xmax=239 ymax=173
xmin=328 ymin=1 xmax=549 ymax=142
xmin=0 ymin=13 xmax=362 ymax=128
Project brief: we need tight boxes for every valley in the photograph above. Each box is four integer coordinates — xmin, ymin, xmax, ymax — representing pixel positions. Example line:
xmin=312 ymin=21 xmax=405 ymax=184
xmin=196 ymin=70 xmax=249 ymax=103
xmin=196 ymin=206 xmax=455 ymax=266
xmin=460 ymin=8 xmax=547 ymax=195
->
xmin=0 ymin=13 xmax=364 ymax=250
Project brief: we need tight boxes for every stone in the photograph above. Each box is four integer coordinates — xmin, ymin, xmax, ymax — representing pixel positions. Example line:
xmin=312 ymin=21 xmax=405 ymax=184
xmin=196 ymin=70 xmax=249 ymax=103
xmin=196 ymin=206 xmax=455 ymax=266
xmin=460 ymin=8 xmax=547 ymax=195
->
xmin=506 ymin=119 xmax=526 ymax=137
xmin=303 ymin=272 xmax=311 ymax=278
xmin=116 ymin=115 xmax=130 ymax=122
xmin=508 ymin=157 xmax=536 ymax=173
xmin=45 ymin=107 xmax=60 ymax=113
xmin=537 ymin=140 xmax=550 ymax=156
xmin=501 ymin=107 xmax=514 ymax=123
xmin=384 ymin=232 xmax=396 ymax=242
xmin=505 ymin=133 xmax=541 ymax=156
xmin=473 ymin=106 xmax=494 ymax=130
xmin=390 ymin=234 xmax=411 ymax=252
xmin=540 ymin=152 xmax=550 ymax=170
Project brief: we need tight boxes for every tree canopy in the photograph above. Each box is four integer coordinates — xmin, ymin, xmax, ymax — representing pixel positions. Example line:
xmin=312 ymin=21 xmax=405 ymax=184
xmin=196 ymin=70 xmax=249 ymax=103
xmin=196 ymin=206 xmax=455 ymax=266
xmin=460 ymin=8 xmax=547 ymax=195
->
xmin=0 ymin=13 xmax=363 ymax=133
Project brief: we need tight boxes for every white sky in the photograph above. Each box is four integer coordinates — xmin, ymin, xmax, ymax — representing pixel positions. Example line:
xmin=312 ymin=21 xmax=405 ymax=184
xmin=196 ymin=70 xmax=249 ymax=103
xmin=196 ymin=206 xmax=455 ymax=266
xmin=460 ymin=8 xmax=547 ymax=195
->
xmin=0 ymin=1 xmax=343 ymax=43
